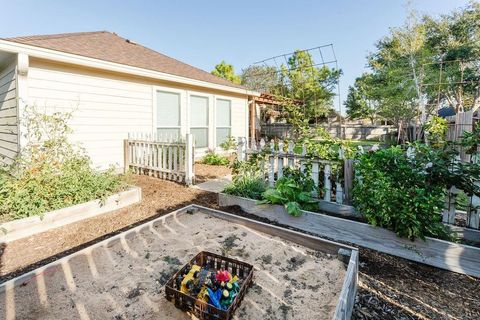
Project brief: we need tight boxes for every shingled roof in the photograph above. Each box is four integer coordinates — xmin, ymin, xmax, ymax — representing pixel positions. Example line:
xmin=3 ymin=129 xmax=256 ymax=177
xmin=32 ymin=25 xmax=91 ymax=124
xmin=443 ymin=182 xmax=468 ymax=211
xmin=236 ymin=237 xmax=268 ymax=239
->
xmin=3 ymin=31 xmax=246 ymax=90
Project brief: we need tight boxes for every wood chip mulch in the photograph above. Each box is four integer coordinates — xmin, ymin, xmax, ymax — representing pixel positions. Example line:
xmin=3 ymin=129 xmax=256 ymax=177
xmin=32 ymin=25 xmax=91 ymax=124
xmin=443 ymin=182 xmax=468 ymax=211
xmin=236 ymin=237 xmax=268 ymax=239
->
xmin=1 ymin=167 xmax=479 ymax=320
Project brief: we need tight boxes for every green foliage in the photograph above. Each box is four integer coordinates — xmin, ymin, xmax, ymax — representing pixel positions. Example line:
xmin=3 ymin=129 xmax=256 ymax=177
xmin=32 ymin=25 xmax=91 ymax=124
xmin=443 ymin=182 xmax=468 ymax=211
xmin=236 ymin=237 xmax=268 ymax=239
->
xmin=240 ymin=65 xmax=280 ymax=92
xmin=211 ymin=60 xmax=241 ymax=84
xmin=424 ymin=116 xmax=448 ymax=147
xmin=201 ymin=152 xmax=230 ymax=166
xmin=348 ymin=3 xmax=480 ymax=128
xmin=258 ymin=168 xmax=317 ymax=217
xmin=0 ymin=107 xmax=129 ymax=220
xmin=219 ymin=136 xmax=236 ymax=151
xmin=223 ymin=167 xmax=266 ymax=200
xmin=353 ymin=146 xmax=450 ymax=240
xmin=282 ymin=51 xmax=342 ymax=120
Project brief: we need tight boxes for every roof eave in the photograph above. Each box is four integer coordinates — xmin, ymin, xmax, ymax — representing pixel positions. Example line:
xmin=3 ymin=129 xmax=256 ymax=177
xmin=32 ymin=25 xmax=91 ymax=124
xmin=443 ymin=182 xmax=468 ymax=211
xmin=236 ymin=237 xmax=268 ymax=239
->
xmin=0 ymin=39 xmax=261 ymax=97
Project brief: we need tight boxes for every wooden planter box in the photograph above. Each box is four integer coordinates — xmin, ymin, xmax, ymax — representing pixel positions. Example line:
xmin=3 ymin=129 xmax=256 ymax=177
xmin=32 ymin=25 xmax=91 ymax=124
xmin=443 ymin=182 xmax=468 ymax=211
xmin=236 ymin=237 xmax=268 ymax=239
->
xmin=218 ymin=193 xmax=480 ymax=278
xmin=0 ymin=186 xmax=142 ymax=243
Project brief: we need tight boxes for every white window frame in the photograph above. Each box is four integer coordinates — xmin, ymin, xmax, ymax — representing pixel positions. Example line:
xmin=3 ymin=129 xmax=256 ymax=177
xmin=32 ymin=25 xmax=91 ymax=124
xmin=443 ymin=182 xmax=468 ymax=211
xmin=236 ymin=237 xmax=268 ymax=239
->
xmin=215 ymin=98 xmax=232 ymax=148
xmin=152 ymin=86 xmax=186 ymax=140
xmin=188 ymin=94 xmax=210 ymax=148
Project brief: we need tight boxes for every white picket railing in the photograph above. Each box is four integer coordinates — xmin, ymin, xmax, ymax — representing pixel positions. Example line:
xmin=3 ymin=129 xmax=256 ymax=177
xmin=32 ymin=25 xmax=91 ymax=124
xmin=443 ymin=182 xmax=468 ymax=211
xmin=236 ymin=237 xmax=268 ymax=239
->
xmin=124 ymin=133 xmax=194 ymax=185
xmin=237 ymin=137 xmax=353 ymax=205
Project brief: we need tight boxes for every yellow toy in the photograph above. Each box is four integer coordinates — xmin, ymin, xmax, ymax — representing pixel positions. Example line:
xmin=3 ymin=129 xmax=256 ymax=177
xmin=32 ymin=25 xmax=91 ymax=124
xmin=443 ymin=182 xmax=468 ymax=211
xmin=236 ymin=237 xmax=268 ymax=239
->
xmin=180 ymin=265 xmax=201 ymax=293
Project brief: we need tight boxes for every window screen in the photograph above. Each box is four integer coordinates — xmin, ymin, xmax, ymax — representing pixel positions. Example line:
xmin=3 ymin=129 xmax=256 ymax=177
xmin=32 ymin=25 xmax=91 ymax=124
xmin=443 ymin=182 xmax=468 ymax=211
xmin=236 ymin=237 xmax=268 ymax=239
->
xmin=216 ymin=99 xmax=231 ymax=146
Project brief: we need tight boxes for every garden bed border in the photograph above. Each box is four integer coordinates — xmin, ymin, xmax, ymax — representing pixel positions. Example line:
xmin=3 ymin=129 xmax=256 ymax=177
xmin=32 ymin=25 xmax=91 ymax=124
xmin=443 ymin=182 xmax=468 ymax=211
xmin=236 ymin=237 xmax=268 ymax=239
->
xmin=218 ymin=193 xmax=480 ymax=278
xmin=0 ymin=186 xmax=142 ymax=244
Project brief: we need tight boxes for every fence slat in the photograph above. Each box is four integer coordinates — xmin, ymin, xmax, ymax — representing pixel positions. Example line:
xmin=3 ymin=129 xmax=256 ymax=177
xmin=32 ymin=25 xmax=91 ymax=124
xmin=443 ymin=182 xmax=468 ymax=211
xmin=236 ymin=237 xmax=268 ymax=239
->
xmin=311 ymin=161 xmax=319 ymax=197
xmin=324 ymin=164 xmax=332 ymax=201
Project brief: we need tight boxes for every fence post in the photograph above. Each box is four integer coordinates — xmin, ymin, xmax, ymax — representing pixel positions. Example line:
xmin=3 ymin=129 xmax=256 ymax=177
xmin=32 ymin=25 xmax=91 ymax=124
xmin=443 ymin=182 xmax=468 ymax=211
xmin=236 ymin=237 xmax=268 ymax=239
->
xmin=344 ymin=159 xmax=354 ymax=205
xmin=237 ymin=137 xmax=246 ymax=162
xmin=185 ymin=133 xmax=194 ymax=185
xmin=123 ymin=139 xmax=130 ymax=174
xmin=468 ymin=180 xmax=480 ymax=229
xmin=311 ymin=161 xmax=319 ymax=197
xmin=268 ymin=141 xmax=275 ymax=187
xmin=443 ymin=187 xmax=457 ymax=224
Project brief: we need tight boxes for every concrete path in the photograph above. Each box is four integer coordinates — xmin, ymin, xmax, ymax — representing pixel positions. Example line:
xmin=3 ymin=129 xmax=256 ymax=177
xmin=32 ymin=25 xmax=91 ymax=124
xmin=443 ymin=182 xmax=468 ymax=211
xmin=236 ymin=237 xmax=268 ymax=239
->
xmin=192 ymin=174 xmax=232 ymax=193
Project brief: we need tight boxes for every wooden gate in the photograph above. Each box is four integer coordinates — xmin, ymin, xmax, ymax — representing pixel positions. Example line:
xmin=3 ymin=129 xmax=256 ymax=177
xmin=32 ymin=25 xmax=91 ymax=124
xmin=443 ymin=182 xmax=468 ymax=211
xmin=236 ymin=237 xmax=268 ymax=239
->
xmin=124 ymin=133 xmax=194 ymax=185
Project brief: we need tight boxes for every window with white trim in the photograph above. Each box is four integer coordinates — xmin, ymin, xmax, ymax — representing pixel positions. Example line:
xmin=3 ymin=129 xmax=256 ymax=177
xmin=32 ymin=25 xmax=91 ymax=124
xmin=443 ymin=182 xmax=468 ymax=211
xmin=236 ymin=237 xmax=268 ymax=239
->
xmin=189 ymin=95 xmax=209 ymax=148
xmin=156 ymin=91 xmax=180 ymax=140
xmin=216 ymin=99 xmax=231 ymax=147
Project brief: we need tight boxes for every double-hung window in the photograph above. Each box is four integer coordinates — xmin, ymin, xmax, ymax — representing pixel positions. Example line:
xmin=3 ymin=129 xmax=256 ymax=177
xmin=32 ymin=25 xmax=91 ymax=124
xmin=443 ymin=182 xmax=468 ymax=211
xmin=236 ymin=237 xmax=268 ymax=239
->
xmin=189 ymin=95 xmax=209 ymax=148
xmin=156 ymin=91 xmax=180 ymax=140
xmin=216 ymin=99 xmax=231 ymax=147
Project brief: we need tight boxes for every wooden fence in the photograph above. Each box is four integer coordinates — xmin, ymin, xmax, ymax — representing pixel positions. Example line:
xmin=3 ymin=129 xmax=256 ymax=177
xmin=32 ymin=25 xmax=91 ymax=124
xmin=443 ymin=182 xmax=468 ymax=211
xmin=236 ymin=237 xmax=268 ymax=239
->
xmin=237 ymin=137 xmax=354 ymax=206
xmin=441 ymin=111 xmax=480 ymax=229
xmin=124 ymin=133 xmax=194 ymax=185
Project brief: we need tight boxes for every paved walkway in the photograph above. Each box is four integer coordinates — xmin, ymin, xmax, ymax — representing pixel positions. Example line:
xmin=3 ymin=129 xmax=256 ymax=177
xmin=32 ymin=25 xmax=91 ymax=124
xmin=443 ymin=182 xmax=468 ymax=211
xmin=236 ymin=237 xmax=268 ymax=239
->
xmin=192 ymin=174 xmax=232 ymax=193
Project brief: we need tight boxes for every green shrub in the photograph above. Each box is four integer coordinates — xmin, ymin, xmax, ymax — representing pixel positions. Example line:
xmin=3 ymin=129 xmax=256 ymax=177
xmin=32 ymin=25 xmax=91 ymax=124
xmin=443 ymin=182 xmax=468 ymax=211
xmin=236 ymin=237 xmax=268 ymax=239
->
xmin=259 ymin=168 xmax=317 ymax=217
xmin=201 ymin=152 xmax=230 ymax=166
xmin=0 ymin=107 xmax=129 ymax=220
xmin=353 ymin=146 xmax=450 ymax=240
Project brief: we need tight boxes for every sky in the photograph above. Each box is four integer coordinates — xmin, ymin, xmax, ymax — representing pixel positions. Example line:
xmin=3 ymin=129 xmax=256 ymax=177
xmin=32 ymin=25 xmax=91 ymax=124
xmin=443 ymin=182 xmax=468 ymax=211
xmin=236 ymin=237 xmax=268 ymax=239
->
xmin=0 ymin=0 xmax=472 ymax=114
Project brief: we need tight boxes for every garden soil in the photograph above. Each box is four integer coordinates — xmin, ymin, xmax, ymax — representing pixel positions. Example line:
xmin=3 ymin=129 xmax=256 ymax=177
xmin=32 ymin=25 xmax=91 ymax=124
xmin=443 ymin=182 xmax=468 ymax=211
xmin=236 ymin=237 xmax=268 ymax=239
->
xmin=1 ymin=167 xmax=479 ymax=319
xmin=0 ymin=210 xmax=345 ymax=320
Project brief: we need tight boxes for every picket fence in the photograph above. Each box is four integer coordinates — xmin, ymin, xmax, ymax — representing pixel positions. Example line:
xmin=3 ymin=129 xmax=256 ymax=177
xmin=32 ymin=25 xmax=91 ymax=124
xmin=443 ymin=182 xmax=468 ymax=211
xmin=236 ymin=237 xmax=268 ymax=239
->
xmin=237 ymin=137 xmax=354 ymax=206
xmin=124 ymin=133 xmax=195 ymax=185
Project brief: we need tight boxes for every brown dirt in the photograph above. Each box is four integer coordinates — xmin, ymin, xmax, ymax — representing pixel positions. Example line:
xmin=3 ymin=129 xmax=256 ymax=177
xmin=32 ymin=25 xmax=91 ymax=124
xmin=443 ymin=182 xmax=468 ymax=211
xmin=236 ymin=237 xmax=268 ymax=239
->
xmin=195 ymin=162 xmax=232 ymax=183
xmin=0 ymin=175 xmax=219 ymax=282
xmin=1 ymin=175 xmax=479 ymax=320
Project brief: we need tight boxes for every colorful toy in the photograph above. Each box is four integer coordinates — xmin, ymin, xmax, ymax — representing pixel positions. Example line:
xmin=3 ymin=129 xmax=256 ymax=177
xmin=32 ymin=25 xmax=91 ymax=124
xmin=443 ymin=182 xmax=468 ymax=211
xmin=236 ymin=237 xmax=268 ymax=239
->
xmin=216 ymin=270 xmax=231 ymax=283
xmin=180 ymin=265 xmax=201 ymax=293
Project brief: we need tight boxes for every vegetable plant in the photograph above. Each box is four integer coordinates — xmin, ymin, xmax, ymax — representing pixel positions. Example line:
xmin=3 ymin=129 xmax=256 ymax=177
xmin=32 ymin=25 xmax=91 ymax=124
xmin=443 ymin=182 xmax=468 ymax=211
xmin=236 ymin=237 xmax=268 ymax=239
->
xmin=258 ymin=168 xmax=317 ymax=216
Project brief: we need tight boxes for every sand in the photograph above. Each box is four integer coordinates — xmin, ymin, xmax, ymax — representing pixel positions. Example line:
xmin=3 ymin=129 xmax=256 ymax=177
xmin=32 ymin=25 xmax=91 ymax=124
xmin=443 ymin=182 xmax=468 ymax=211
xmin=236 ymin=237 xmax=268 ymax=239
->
xmin=0 ymin=209 xmax=346 ymax=320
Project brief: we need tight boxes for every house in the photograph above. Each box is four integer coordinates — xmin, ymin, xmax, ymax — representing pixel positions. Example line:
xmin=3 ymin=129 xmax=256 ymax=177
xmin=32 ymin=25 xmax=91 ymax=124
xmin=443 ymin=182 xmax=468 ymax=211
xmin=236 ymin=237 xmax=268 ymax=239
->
xmin=0 ymin=31 xmax=259 ymax=169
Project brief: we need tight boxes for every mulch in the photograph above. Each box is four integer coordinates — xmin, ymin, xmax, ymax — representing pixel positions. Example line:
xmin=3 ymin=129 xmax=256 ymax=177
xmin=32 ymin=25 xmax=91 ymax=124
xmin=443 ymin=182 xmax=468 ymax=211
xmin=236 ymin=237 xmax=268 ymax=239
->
xmin=1 ymin=168 xmax=479 ymax=319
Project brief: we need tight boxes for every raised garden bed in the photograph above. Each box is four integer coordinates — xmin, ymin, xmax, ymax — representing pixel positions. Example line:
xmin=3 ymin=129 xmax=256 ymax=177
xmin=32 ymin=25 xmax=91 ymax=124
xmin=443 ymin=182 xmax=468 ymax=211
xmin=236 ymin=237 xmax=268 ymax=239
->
xmin=0 ymin=205 xmax=358 ymax=320
xmin=0 ymin=186 xmax=141 ymax=243
xmin=218 ymin=193 xmax=480 ymax=278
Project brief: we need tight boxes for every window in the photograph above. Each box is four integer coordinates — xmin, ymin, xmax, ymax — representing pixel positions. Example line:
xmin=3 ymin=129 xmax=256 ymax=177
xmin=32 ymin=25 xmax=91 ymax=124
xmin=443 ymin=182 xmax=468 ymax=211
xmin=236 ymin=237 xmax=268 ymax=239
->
xmin=216 ymin=99 xmax=231 ymax=147
xmin=157 ymin=91 xmax=180 ymax=140
xmin=189 ymin=95 xmax=209 ymax=148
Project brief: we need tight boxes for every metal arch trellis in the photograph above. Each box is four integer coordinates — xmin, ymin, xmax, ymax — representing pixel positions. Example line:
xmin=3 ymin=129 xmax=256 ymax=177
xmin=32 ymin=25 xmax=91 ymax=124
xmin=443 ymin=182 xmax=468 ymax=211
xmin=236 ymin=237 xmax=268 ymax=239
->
xmin=242 ymin=44 xmax=342 ymax=126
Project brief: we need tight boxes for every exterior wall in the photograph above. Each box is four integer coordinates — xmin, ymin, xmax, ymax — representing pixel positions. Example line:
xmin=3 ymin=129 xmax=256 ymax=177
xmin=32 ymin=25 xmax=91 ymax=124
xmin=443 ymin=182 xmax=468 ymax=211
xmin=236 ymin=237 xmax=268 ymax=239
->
xmin=27 ymin=59 xmax=248 ymax=169
xmin=0 ymin=61 xmax=18 ymax=165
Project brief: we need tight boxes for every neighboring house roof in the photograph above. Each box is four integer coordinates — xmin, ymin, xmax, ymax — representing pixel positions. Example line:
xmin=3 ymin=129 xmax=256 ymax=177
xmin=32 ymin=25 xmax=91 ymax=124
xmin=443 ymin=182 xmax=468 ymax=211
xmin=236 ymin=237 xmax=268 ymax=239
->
xmin=438 ymin=106 xmax=456 ymax=118
xmin=3 ymin=31 xmax=246 ymax=90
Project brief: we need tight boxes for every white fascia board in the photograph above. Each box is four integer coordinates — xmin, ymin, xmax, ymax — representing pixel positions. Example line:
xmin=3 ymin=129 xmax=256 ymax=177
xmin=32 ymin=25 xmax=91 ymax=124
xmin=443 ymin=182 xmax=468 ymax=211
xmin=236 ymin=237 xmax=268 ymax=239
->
xmin=0 ymin=40 xmax=261 ymax=97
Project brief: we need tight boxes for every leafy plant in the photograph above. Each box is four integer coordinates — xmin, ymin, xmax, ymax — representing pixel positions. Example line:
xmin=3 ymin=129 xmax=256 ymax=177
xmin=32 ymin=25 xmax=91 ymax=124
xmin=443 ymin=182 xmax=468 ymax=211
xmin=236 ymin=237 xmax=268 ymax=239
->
xmin=224 ymin=173 xmax=266 ymax=200
xmin=424 ymin=116 xmax=448 ymax=148
xmin=219 ymin=136 xmax=236 ymax=151
xmin=353 ymin=145 xmax=452 ymax=240
xmin=0 ymin=106 xmax=129 ymax=220
xmin=201 ymin=152 xmax=230 ymax=166
xmin=258 ymin=168 xmax=317 ymax=217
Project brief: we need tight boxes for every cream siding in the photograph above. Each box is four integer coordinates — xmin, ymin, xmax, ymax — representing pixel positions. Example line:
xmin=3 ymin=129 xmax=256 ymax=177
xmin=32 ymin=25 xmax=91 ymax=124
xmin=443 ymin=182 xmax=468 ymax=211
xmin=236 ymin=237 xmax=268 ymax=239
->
xmin=26 ymin=60 xmax=249 ymax=169
xmin=28 ymin=61 xmax=153 ymax=170
xmin=0 ymin=62 xmax=18 ymax=165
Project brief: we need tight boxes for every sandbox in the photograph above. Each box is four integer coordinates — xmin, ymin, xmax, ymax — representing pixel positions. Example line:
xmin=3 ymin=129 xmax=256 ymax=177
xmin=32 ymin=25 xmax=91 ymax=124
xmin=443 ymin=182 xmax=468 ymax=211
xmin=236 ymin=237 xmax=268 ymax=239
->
xmin=0 ymin=205 xmax=357 ymax=320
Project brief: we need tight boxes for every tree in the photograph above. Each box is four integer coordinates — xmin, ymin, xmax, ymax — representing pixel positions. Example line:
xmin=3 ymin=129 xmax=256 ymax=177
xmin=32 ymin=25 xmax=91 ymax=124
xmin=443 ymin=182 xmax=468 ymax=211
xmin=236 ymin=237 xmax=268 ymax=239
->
xmin=211 ymin=60 xmax=241 ymax=84
xmin=240 ymin=65 xmax=280 ymax=93
xmin=345 ymin=74 xmax=380 ymax=124
xmin=280 ymin=50 xmax=342 ymax=127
